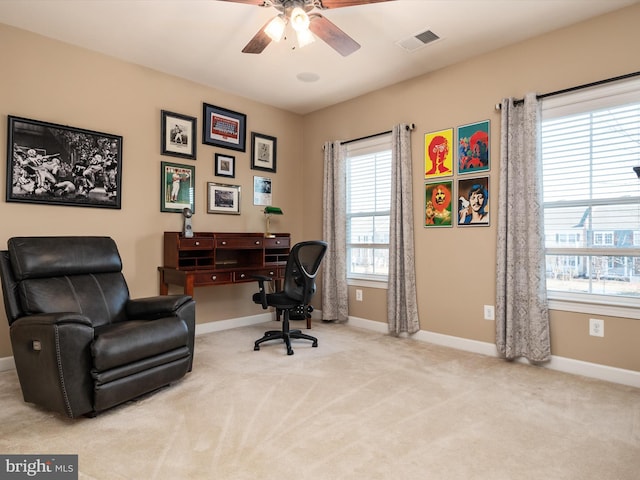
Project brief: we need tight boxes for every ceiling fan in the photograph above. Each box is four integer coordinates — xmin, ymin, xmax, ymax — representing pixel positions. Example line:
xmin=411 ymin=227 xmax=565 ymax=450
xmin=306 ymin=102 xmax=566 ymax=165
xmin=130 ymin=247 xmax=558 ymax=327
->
xmin=220 ymin=0 xmax=394 ymax=56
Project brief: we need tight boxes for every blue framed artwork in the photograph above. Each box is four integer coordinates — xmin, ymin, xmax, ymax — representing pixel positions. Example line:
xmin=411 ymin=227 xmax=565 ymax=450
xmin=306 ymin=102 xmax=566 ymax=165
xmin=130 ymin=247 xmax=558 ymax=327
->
xmin=457 ymin=120 xmax=490 ymax=175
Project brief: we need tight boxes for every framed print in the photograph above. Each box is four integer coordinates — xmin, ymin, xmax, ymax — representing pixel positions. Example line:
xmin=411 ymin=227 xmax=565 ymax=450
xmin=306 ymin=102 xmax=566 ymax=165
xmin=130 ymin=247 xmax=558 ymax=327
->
xmin=424 ymin=180 xmax=453 ymax=227
xmin=6 ymin=116 xmax=122 ymax=209
xmin=457 ymin=120 xmax=490 ymax=174
xmin=202 ymin=103 xmax=246 ymax=152
xmin=253 ymin=176 xmax=272 ymax=206
xmin=215 ymin=153 xmax=235 ymax=178
xmin=425 ymin=128 xmax=453 ymax=179
xmin=458 ymin=176 xmax=490 ymax=226
xmin=161 ymin=110 xmax=197 ymax=160
xmin=207 ymin=182 xmax=241 ymax=215
xmin=250 ymin=132 xmax=277 ymax=173
xmin=161 ymin=161 xmax=195 ymax=213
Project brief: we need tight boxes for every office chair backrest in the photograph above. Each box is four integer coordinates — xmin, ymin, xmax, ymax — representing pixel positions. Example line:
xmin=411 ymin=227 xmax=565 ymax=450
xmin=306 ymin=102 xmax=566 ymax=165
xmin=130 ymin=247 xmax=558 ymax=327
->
xmin=283 ymin=241 xmax=328 ymax=305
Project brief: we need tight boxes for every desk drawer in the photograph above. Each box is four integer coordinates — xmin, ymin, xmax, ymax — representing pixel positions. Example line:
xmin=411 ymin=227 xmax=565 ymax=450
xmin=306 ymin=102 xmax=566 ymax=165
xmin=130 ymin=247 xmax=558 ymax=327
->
xmin=179 ymin=238 xmax=214 ymax=249
xmin=264 ymin=237 xmax=289 ymax=248
xmin=192 ymin=271 xmax=232 ymax=285
xmin=233 ymin=271 xmax=256 ymax=283
xmin=217 ymin=237 xmax=263 ymax=249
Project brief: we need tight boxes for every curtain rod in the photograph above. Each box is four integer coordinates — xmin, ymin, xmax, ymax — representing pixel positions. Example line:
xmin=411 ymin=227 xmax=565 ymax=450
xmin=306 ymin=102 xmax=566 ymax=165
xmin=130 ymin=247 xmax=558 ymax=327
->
xmin=342 ymin=123 xmax=416 ymax=145
xmin=497 ymin=71 xmax=640 ymax=109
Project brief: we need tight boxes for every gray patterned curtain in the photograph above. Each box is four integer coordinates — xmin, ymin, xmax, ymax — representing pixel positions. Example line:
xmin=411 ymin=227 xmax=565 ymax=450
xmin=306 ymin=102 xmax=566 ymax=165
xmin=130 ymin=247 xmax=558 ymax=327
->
xmin=388 ymin=124 xmax=420 ymax=334
xmin=496 ymin=94 xmax=551 ymax=362
xmin=321 ymin=141 xmax=348 ymax=322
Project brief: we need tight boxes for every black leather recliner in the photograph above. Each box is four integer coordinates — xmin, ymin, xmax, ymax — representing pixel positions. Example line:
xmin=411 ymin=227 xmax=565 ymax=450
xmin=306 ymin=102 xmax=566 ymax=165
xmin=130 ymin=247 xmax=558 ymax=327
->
xmin=0 ymin=236 xmax=196 ymax=418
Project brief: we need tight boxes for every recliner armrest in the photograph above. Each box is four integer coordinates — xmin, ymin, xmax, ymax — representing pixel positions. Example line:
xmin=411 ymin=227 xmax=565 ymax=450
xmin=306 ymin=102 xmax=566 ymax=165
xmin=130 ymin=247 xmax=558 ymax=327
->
xmin=126 ymin=295 xmax=193 ymax=320
xmin=11 ymin=312 xmax=93 ymax=328
xmin=10 ymin=312 xmax=95 ymax=417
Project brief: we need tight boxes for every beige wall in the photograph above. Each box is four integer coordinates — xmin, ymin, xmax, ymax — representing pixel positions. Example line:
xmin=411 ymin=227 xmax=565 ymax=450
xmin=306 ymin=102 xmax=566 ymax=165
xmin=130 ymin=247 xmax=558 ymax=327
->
xmin=1 ymin=4 xmax=640 ymax=373
xmin=302 ymin=4 xmax=640 ymax=372
xmin=0 ymin=24 xmax=305 ymax=358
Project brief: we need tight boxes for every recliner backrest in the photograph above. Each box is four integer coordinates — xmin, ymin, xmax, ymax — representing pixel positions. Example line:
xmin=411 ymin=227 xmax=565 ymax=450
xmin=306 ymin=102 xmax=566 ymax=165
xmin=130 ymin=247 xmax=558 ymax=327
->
xmin=283 ymin=241 xmax=328 ymax=305
xmin=3 ymin=237 xmax=130 ymax=327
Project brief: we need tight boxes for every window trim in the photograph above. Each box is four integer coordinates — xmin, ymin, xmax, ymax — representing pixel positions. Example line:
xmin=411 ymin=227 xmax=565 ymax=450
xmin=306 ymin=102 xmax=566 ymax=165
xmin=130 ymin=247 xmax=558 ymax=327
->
xmin=541 ymin=77 xmax=640 ymax=313
xmin=345 ymin=133 xmax=392 ymax=282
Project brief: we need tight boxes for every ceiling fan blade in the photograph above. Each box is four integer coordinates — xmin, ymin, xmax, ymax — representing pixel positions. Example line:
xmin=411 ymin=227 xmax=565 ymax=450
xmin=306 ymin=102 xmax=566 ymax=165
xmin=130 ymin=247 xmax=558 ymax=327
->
xmin=242 ymin=18 xmax=275 ymax=54
xmin=318 ymin=0 xmax=395 ymax=9
xmin=309 ymin=14 xmax=360 ymax=57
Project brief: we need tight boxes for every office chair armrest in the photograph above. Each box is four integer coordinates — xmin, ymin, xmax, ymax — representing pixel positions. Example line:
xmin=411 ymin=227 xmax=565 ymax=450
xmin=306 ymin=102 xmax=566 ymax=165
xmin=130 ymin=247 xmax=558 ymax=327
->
xmin=252 ymin=274 xmax=273 ymax=282
xmin=251 ymin=275 xmax=272 ymax=309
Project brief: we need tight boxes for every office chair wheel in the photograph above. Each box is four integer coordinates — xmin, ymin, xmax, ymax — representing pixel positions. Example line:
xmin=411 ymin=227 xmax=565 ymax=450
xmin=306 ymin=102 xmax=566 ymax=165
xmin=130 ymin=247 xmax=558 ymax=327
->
xmin=287 ymin=347 xmax=294 ymax=355
xmin=254 ymin=345 xmax=260 ymax=351
xmin=312 ymin=340 xmax=318 ymax=347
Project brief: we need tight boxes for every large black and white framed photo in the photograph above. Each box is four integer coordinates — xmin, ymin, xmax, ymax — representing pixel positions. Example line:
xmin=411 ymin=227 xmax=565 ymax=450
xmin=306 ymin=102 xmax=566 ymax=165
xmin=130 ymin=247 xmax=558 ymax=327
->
xmin=161 ymin=110 xmax=197 ymax=160
xmin=6 ymin=116 xmax=122 ymax=209
xmin=250 ymin=132 xmax=277 ymax=173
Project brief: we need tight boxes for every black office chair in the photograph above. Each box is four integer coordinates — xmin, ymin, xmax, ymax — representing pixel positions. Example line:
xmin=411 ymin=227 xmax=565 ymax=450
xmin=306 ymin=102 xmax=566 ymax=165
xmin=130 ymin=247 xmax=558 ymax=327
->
xmin=252 ymin=240 xmax=328 ymax=355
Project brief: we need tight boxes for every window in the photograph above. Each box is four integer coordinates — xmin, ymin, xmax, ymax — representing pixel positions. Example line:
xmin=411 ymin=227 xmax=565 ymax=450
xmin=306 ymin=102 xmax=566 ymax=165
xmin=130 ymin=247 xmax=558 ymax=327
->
xmin=541 ymin=77 xmax=640 ymax=305
xmin=346 ymin=134 xmax=392 ymax=282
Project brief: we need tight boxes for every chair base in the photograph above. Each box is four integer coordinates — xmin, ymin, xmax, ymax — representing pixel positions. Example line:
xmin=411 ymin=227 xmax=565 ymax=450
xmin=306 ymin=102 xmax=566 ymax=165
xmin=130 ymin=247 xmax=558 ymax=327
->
xmin=254 ymin=329 xmax=318 ymax=356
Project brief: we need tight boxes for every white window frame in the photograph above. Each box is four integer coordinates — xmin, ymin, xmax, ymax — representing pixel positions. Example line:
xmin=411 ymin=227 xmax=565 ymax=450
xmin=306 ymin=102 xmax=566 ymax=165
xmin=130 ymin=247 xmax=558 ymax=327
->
xmin=541 ymin=77 xmax=640 ymax=319
xmin=345 ymin=133 xmax=392 ymax=286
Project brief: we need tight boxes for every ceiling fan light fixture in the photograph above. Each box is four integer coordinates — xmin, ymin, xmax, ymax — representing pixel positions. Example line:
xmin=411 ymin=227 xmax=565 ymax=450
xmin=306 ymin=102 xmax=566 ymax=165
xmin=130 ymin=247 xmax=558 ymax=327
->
xmin=265 ymin=14 xmax=287 ymax=42
xmin=290 ymin=6 xmax=310 ymax=32
xmin=296 ymin=28 xmax=315 ymax=48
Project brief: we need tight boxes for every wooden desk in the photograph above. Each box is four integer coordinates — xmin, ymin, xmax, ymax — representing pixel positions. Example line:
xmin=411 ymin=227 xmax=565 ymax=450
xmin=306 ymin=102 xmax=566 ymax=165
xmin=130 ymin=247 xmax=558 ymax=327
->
xmin=159 ymin=231 xmax=290 ymax=297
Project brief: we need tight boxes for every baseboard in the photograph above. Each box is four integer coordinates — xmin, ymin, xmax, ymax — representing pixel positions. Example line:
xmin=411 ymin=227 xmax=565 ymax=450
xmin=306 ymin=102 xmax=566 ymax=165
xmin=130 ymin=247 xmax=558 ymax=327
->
xmin=195 ymin=312 xmax=272 ymax=336
xmin=2 ymin=314 xmax=638 ymax=389
xmin=347 ymin=316 xmax=640 ymax=389
xmin=0 ymin=356 xmax=15 ymax=372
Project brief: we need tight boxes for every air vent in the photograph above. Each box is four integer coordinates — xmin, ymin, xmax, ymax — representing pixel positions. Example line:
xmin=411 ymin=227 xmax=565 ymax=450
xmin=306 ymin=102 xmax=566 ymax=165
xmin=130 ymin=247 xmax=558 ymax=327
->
xmin=396 ymin=29 xmax=440 ymax=52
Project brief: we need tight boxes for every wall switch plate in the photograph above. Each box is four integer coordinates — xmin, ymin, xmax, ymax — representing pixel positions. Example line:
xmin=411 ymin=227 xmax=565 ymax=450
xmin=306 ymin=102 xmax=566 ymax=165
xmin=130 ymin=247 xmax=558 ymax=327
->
xmin=483 ymin=305 xmax=495 ymax=320
xmin=589 ymin=318 xmax=604 ymax=337
xmin=356 ymin=289 xmax=363 ymax=302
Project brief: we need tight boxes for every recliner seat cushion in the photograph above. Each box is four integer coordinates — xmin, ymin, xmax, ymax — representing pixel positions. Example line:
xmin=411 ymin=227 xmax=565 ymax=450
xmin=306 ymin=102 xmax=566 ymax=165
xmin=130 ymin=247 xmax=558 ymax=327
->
xmin=92 ymin=318 xmax=189 ymax=372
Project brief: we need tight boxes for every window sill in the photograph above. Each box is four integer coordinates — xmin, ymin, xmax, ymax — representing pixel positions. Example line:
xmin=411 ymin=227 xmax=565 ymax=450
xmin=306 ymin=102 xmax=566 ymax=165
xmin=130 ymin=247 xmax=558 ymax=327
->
xmin=548 ymin=297 xmax=640 ymax=320
xmin=347 ymin=278 xmax=388 ymax=289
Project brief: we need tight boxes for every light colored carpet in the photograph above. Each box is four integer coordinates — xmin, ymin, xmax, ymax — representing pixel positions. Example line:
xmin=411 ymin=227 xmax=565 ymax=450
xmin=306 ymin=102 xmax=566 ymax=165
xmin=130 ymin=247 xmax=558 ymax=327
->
xmin=1 ymin=321 xmax=639 ymax=480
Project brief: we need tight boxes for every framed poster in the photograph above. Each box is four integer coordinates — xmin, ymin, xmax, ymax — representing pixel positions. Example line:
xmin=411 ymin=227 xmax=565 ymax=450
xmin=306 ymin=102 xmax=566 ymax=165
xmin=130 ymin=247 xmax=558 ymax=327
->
xmin=457 ymin=176 xmax=490 ymax=226
xmin=424 ymin=180 xmax=453 ymax=227
xmin=161 ymin=110 xmax=197 ymax=160
xmin=214 ymin=153 xmax=235 ymax=178
xmin=207 ymin=182 xmax=241 ymax=215
xmin=425 ymin=128 xmax=453 ymax=179
xmin=161 ymin=161 xmax=195 ymax=213
xmin=250 ymin=132 xmax=277 ymax=173
xmin=457 ymin=120 xmax=490 ymax=174
xmin=202 ymin=103 xmax=246 ymax=152
xmin=253 ymin=176 xmax=272 ymax=206
xmin=6 ymin=116 xmax=122 ymax=209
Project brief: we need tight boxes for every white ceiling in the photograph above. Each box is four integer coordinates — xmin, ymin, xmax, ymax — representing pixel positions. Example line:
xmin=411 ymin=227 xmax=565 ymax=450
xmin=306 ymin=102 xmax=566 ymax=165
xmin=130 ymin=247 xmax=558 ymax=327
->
xmin=0 ymin=0 xmax=637 ymax=114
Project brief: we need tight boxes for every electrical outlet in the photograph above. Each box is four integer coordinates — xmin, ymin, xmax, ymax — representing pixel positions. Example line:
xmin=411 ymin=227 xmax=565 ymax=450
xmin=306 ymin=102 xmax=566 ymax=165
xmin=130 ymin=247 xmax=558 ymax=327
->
xmin=483 ymin=305 xmax=495 ymax=320
xmin=356 ymin=289 xmax=363 ymax=302
xmin=589 ymin=318 xmax=604 ymax=337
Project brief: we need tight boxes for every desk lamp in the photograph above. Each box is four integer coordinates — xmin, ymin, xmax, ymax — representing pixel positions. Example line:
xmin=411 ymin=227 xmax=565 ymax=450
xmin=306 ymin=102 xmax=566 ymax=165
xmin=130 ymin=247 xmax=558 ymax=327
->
xmin=263 ymin=206 xmax=283 ymax=238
